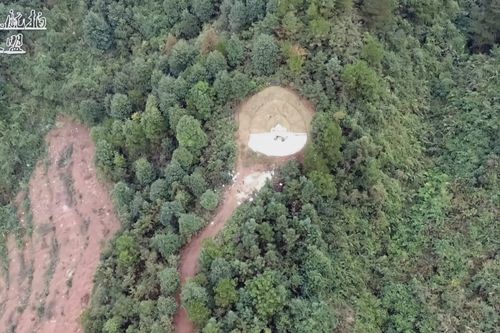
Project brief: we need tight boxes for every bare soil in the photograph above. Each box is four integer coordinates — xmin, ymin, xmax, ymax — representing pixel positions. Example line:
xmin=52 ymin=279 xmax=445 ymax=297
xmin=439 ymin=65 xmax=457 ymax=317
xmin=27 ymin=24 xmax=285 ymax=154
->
xmin=0 ymin=117 xmax=120 ymax=333
xmin=173 ymin=87 xmax=314 ymax=333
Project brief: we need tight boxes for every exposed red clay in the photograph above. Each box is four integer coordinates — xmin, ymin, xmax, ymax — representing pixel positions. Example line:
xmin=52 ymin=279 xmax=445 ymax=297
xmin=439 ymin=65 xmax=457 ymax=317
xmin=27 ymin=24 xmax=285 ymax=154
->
xmin=0 ymin=117 xmax=120 ymax=333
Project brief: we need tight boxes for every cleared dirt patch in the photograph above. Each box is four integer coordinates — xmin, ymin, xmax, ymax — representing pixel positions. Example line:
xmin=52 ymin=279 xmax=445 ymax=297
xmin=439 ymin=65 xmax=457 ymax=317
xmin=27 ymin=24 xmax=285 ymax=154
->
xmin=237 ymin=86 xmax=313 ymax=161
xmin=174 ymin=86 xmax=314 ymax=333
xmin=0 ymin=117 xmax=120 ymax=333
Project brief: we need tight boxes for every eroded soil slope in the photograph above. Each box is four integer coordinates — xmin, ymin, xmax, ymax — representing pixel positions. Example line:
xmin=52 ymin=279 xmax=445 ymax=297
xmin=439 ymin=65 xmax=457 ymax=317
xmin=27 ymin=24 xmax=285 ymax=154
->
xmin=0 ymin=117 xmax=120 ymax=333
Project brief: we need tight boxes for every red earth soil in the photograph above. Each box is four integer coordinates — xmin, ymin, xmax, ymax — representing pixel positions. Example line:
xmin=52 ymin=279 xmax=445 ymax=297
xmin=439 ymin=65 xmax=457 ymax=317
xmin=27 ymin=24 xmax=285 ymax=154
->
xmin=0 ymin=117 xmax=120 ymax=333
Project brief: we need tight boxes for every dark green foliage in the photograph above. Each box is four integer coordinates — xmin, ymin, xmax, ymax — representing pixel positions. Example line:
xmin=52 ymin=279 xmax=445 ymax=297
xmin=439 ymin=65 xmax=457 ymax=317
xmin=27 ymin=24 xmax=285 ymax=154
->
xmin=83 ymin=11 xmax=113 ymax=50
xmin=361 ymin=0 xmax=396 ymax=28
xmin=205 ymin=51 xmax=228 ymax=80
xmin=169 ymin=40 xmax=198 ymax=76
xmin=469 ymin=0 xmax=500 ymax=52
xmin=79 ymin=99 xmax=105 ymax=125
xmin=221 ymin=35 xmax=245 ymax=68
xmin=192 ymin=0 xmax=215 ymax=23
xmin=228 ymin=1 xmax=247 ymax=32
xmin=110 ymin=94 xmax=133 ymax=120
xmin=252 ymin=34 xmax=280 ymax=75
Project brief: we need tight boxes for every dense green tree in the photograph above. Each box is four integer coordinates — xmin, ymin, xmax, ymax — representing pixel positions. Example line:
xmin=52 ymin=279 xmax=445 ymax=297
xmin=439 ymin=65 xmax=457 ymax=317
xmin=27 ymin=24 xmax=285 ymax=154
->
xmin=179 ymin=213 xmax=204 ymax=240
xmin=175 ymin=115 xmax=208 ymax=155
xmin=200 ymin=189 xmax=219 ymax=211
xmin=192 ymin=0 xmax=215 ymax=23
xmin=246 ymin=271 xmax=287 ymax=318
xmin=228 ymin=1 xmax=247 ymax=32
xmin=341 ymin=60 xmax=381 ymax=101
xmin=205 ymin=51 xmax=228 ymax=80
xmin=169 ymin=40 xmax=198 ymax=76
xmin=187 ymin=81 xmax=215 ymax=120
xmin=176 ymin=10 xmax=202 ymax=39
xmin=149 ymin=179 xmax=169 ymax=201
xmin=214 ymin=279 xmax=237 ymax=308
xmin=79 ymin=99 xmax=105 ymax=125
xmin=159 ymin=201 xmax=185 ymax=226
xmin=361 ymin=0 xmax=396 ymax=28
xmin=110 ymin=94 xmax=133 ymax=120
xmin=251 ymin=34 xmax=280 ymax=75
xmin=115 ymin=233 xmax=140 ymax=269
xmin=158 ymin=267 xmax=180 ymax=296
xmin=83 ymin=11 xmax=113 ymax=50
xmin=134 ymin=158 xmax=155 ymax=186
xmin=141 ymin=95 xmax=167 ymax=142
xmin=151 ymin=232 xmax=181 ymax=258
xmin=172 ymin=147 xmax=194 ymax=169
xmin=222 ymin=35 xmax=245 ymax=68
xmin=469 ymin=0 xmax=500 ymax=51
xmin=182 ymin=281 xmax=211 ymax=326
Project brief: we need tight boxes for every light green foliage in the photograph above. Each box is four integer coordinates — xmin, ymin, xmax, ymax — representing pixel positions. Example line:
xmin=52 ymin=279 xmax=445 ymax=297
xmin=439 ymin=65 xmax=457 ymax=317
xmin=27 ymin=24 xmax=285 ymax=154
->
xmin=188 ymin=81 xmax=215 ymax=120
xmin=115 ymin=233 xmax=140 ymax=269
xmin=202 ymin=318 xmax=222 ymax=333
xmin=179 ymin=213 xmax=204 ymax=240
xmin=181 ymin=281 xmax=211 ymax=326
xmin=141 ymin=95 xmax=166 ymax=142
xmin=134 ymin=158 xmax=155 ymax=186
xmin=246 ymin=271 xmax=287 ymax=318
xmin=214 ymin=279 xmax=237 ymax=308
xmin=200 ymin=190 xmax=219 ymax=211
xmin=158 ymin=267 xmax=180 ymax=295
xmin=172 ymin=147 xmax=194 ymax=169
xmin=252 ymin=34 xmax=280 ymax=75
xmin=341 ymin=60 xmax=381 ymax=101
xmin=175 ymin=115 xmax=208 ymax=155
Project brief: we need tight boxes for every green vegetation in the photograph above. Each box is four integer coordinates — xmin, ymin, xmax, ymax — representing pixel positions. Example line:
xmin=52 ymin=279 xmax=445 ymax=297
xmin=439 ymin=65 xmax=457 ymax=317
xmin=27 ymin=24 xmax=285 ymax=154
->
xmin=0 ymin=1 xmax=498 ymax=333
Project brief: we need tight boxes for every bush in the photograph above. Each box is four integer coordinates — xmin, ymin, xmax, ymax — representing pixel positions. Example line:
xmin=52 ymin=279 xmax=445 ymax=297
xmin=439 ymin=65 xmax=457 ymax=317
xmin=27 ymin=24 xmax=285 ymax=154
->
xmin=200 ymin=190 xmax=219 ymax=211
xmin=251 ymin=34 xmax=280 ymax=76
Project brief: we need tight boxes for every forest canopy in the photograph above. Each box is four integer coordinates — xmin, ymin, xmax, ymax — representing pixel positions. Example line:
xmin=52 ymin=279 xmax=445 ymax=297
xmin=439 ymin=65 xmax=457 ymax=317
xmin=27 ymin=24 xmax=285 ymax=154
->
xmin=0 ymin=1 xmax=498 ymax=333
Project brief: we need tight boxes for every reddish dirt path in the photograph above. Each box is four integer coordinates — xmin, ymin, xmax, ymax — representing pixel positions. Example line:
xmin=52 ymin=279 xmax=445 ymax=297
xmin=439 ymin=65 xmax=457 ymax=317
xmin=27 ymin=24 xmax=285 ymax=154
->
xmin=173 ymin=164 xmax=269 ymax=333
xmin=0 ymin=117 xmax=120 ymax=333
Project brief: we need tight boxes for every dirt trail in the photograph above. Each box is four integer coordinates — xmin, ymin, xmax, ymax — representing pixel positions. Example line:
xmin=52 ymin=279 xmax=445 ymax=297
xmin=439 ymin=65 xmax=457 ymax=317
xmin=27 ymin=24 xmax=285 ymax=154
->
xmin=0 ymin=117 xmax=120 ymax=333
xmin=173 ymin=87 xmax=314 ymax=333
xmin=173 ymin=164 xmax=270 ymax=333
